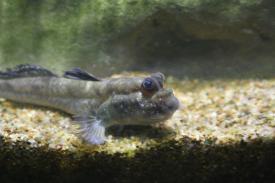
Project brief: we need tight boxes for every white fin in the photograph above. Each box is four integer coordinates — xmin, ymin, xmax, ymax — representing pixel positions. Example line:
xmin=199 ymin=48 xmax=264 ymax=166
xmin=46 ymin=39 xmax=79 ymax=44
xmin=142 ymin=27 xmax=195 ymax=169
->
xmin=75 ymin=116 xmax=106 ymax=145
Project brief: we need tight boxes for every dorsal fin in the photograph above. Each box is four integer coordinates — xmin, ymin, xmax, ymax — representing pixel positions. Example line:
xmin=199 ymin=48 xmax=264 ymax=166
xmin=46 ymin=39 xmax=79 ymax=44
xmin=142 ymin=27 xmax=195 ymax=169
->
xmin=0 ymin=64 xmax=57 ymax=79
xmin=63 ymin=68 xmax=101 ymax=81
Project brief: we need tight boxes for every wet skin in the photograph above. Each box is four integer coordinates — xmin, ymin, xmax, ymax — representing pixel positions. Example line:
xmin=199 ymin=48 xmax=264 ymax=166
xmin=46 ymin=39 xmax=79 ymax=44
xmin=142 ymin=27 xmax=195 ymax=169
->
xmin=0 ymin=65 xmax=179 ymax=144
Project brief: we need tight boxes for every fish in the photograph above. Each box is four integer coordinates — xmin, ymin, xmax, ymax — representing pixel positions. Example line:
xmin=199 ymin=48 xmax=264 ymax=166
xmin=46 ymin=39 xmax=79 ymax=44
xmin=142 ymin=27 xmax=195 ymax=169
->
xmin=0 ymin=64 xmax=179 ymax=144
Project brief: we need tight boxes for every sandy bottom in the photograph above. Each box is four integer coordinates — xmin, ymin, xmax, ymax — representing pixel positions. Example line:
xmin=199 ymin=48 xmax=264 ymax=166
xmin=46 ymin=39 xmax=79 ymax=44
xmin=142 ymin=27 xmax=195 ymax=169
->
xmin=0 ymin=75 xmax=274 ymax=154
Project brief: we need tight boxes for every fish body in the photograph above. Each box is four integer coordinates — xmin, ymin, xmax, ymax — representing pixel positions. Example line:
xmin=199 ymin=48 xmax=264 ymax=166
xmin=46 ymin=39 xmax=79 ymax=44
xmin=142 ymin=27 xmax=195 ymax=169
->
xmin=0 ymin=64 xmax=179 ymax=144
xmin=0 ymin=76 xmax=143 ymax=114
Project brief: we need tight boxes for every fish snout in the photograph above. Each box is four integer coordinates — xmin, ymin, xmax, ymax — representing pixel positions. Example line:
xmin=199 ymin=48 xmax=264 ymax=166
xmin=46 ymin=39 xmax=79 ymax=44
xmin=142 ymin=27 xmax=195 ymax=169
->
xmin=165 ymin=94 xmax=180 ymax=111
xmin=153 ymin=88 xmax=180 ymax=112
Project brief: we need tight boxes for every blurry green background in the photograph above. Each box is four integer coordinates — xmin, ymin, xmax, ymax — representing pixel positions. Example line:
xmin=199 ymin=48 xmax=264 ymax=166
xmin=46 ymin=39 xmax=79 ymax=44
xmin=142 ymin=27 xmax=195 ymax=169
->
xmin=1 ymin=2 xmax=275 ymax=182
xmin=0 ymin=0 xmax=274 ymax=78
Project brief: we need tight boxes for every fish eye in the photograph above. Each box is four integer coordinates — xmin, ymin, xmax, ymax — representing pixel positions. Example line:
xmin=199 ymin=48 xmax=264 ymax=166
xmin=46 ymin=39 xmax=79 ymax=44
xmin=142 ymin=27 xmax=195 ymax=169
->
xmin=142 ymin=78 xmax=155 ymax=91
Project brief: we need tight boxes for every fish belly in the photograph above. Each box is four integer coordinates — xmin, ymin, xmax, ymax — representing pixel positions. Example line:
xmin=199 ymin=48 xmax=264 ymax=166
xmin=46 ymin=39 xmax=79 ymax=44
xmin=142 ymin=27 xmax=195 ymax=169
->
xmin=0 ymin=78 xmax=100 ymax=115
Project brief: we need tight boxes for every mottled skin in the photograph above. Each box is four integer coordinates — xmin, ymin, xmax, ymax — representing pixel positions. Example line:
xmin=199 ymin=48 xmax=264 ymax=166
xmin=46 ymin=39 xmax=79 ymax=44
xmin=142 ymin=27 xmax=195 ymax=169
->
xmin=0 ymin=77 xmax=144 ymax=115
xmin=0 ymin=65 xmax=179 ymax=144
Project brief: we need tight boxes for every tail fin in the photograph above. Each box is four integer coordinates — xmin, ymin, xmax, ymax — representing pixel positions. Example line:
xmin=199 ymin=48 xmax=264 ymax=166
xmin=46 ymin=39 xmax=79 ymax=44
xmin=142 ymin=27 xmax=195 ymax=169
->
xmin=0 ymin=64 xmax=57 ymax=79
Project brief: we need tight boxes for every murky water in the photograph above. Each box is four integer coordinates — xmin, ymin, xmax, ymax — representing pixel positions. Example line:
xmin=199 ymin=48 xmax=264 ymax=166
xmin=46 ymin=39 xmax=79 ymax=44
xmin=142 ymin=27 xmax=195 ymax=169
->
xmin=1 ymin=2 xmax=275 ymax=182
xmin=1 ymin=0 xmax=275 ymax=147
xmin=1 ymin=0 xmax=274 ymax=78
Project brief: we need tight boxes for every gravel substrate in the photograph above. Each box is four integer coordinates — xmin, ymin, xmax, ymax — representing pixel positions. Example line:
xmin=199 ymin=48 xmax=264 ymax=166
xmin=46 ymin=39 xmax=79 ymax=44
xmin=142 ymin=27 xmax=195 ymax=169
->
xmin=0 ymin=75 xmax=275 ymax=183
xmin=0 ymin=76 xmax=274 ymax=153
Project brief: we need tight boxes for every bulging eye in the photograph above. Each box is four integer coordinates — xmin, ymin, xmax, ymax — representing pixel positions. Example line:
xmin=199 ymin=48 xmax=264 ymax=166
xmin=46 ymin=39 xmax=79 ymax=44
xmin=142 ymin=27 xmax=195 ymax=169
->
xmin=142 ymin=78 xmax=155 ymax=90
xmin=141 ymin=77 xmax=159 ymax=97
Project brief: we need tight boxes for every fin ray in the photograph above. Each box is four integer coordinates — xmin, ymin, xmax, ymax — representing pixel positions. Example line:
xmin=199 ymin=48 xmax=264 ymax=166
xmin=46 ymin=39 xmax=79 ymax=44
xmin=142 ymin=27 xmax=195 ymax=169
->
xmin=63 ymin=68 xmax=101 ymax=81
xmin=0 ymin=64 xmax=57 ymax=79
xmin=74 ymin=115 xmax=106 ymax=145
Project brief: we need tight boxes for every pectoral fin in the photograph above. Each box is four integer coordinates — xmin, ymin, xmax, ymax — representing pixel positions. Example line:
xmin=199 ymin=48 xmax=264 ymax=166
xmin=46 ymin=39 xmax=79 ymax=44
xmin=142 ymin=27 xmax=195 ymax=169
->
xmin=74 ymin=115 xmax=106 ymax=145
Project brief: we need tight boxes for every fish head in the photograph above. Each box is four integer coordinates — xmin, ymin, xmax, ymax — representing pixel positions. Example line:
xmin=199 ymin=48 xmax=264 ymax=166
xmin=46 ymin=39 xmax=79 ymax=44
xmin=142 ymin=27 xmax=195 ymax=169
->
xmin=98 ymin=73 xmax=179 ymax=126
xmin=135 ymin=87 xmax=180 ymax=124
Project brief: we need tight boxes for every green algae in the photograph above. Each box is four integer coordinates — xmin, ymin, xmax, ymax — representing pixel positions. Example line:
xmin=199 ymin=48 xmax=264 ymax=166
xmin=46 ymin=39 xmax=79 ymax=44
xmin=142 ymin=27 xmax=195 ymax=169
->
xmin=1 ymin=0 xmax=273 ymax=74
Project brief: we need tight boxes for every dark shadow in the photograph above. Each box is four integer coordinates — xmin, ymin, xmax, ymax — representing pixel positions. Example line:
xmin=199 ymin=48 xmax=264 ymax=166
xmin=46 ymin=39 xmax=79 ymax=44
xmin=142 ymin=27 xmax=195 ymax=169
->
xmin=107 ymin=125 xmax=174 ymax=139
xmin=0 ymin=135 xmax=275 ymax=183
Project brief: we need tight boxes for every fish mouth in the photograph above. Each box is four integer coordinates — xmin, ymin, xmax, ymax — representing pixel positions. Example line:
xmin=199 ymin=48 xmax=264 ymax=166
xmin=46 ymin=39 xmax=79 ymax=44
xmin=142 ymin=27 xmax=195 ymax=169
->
xmin=151 ymin=88 xmax=180 ymax=116
xmin=163 ymin=95 xmax=180 ymax=112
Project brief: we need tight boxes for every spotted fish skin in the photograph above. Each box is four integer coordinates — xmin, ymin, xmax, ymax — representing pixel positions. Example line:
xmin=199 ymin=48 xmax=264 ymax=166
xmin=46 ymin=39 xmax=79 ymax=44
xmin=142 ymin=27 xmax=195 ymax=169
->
xmin=0 ymin=64 xmax=179 ymax=144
